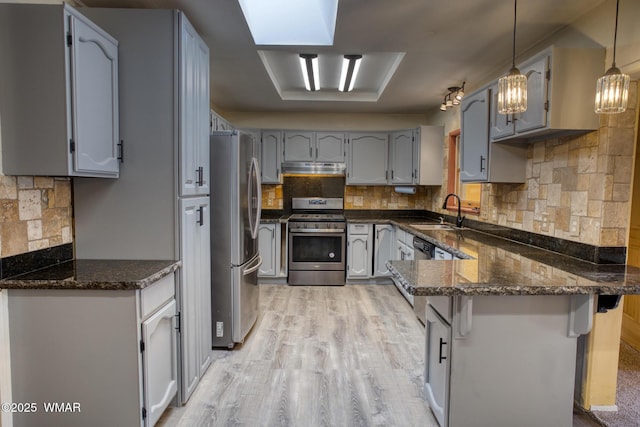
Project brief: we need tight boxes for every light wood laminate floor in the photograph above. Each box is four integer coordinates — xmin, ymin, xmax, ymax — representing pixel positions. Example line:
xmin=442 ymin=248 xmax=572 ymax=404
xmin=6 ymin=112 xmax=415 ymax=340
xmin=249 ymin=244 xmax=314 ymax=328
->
xmin=159 ymin=284 xmax=600 ymax=426
xmin=159 ymin=284 xmax=438 ymax=426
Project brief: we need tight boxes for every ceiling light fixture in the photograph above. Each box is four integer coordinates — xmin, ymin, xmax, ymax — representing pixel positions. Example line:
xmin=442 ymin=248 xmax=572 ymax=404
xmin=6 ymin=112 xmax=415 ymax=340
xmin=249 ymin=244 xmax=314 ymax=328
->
xmin=439 ymin=82 xmax=465 ymax=111
xmin=497 ymin=0 xmax=527 ymax=114
xmin=595 ymin=0 xmax=629 ymax=114
xmin=299 ymin=54 xmax=320 ymax=91
xmin=339 ymin=54 xmax=363 ymax=92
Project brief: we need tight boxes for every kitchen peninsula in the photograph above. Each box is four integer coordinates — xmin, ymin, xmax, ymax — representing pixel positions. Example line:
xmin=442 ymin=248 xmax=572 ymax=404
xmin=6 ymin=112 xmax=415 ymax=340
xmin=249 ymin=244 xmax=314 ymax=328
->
xmin=386 ymin=224 xmax=640 ymax=427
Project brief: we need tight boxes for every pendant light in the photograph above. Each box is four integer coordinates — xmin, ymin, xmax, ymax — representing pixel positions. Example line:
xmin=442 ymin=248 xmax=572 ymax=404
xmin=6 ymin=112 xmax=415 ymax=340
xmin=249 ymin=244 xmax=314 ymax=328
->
xmin=498 ymin=0 xmax=527 ymax=115
xmin=595 ymin=0 xmax=630 ymax=114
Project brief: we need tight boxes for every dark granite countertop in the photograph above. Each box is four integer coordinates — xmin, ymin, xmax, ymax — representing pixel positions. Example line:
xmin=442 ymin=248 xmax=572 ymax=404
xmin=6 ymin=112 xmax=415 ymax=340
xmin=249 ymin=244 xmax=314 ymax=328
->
xmin=345 ymin=214 xmax=640 ymax=296
xmin=0 ymin=259 xmax=180 ymax=290
xmin=261 ymin=210 xmax=289 ymax=223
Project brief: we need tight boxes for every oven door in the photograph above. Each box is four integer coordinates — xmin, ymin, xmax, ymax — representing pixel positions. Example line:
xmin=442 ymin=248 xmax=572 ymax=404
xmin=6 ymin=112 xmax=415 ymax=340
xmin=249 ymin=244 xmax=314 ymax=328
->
xmin=288 ymin=229 xmax=345 ymax=271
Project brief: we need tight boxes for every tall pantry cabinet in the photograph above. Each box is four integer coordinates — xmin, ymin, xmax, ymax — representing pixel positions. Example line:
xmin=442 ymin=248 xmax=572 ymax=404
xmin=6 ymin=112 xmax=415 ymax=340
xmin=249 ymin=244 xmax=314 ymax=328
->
xmin=73 ymin=8 xmax=211 ymax=404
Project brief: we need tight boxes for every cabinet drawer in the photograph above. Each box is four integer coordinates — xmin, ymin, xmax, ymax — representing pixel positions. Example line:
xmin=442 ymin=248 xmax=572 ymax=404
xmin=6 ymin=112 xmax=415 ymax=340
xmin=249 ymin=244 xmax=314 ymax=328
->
xmin=429 ymin=296 xmax=452 ymax=324
xmin=140 ymin=273 xmax=176 ymax=320
xmin=348 ymin=223 xmax=370 ymax=235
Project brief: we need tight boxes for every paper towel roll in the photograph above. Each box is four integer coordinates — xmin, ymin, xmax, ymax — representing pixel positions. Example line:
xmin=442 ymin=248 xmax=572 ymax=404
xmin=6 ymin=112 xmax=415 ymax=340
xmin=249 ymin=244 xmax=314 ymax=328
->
xmin=394 ymin=186 xmax=416 ymax=194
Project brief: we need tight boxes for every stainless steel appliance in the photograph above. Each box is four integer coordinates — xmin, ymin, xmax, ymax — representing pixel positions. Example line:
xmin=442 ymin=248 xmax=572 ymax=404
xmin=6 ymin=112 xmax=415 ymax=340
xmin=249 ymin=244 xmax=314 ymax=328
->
xmin=413 ymin=236 xmax=435 ymax=325
xmin=288 ymin=197 xmax=346 ymax=286
xmin=210 ymin=130 xmax=262 ymax=348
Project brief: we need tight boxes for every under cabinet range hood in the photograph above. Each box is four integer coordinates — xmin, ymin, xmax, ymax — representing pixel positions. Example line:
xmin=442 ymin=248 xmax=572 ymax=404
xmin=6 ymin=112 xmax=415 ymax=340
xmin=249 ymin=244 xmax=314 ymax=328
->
xmin=281 ymin=161 xmax=346 ymax=175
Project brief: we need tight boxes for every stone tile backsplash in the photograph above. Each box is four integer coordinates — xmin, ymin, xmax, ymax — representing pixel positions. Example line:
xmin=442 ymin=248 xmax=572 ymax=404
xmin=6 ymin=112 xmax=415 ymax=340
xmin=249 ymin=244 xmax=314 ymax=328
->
xmin=0 ymin=176 xmax=72 ymax=257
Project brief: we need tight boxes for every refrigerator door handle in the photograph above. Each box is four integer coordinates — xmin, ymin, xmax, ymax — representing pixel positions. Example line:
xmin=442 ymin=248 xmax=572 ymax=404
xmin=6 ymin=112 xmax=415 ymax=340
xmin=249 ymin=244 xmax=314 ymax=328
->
xmin=243 ymin=255 xmax=263 ymax=275
xmin=248 ymin=157 xmax=262 ymax=240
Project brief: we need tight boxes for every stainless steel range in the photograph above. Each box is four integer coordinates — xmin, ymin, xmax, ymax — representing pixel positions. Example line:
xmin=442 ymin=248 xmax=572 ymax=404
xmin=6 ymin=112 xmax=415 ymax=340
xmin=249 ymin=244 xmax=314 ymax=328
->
xmin=288 ymin=197 xmax=346 ymax=286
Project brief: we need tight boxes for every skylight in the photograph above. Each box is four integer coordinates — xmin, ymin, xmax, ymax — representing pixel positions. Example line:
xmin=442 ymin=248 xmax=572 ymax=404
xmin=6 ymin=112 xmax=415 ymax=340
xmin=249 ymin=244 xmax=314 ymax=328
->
xmin=238 ymin=0 xmax=338 ymax=45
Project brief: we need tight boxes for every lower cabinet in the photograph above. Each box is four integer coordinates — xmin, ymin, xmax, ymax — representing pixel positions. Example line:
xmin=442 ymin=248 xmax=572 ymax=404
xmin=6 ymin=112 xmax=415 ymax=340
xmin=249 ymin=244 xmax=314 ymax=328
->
xmin=424 ymin=294 xmax=590 ymax=427
xmin=373 ymin=224 xmax=394 ymax=277
xmin=347 ymin=223 xmax=373 ymax=278
xmin=7 ymin=273 xmax=178 ymax=427
xmin=258 ymin=222 xmax=287 ymax=278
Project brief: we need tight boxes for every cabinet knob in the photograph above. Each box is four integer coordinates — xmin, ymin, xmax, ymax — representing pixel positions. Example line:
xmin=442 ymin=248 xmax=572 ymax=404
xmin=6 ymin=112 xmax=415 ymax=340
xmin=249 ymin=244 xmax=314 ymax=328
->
xmin=439 ymin=338 xmax=447 ymax=363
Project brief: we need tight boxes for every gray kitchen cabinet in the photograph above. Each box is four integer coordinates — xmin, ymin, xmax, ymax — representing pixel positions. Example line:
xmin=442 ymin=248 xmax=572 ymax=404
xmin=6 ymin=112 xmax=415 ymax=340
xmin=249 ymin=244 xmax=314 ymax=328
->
xmin=389 ymin=130 xmax=415 ymax=184
xmin=260 ymin=131 xmax=282 ymax=184
xmin=424 ymin=294 xmax=591 ymax=427
xmin=489 ymin=46 xmax=604 ymax=142
xmin=179 ymin=197 xmax=212 ymax=401
xmin=373 ymin=224 xmax=395 ymax=277
xmin=315 ymin=132 xmax=346 ymax=163
xmin=8 ymin=273 xmax=178 ymax=427
xmin=0 ymin=3 xmax=120 ymax=178
xmin=346 ymin=133 xmax=389 ymax=185
xmin=180 ymin=17 xmax=210 ymax=197
xmin=347 ymin=223 xmax=373 ymax=278
xmin=460 ymin=87 xmax=527 ymax=183
xmin=73 ymin=8 xmax=211 ymax=405
xmin=210 ymin=110 xmax=233 ymax=132
xmin=283 ymin=131 xmax=315 ymax=162
xmin=394 ymin=227 xmax=415 ymax=305
xmin=258 ymin=223 xmax=278 ymax=277
xmin=413 ymin=126 xmax=444 ymax=186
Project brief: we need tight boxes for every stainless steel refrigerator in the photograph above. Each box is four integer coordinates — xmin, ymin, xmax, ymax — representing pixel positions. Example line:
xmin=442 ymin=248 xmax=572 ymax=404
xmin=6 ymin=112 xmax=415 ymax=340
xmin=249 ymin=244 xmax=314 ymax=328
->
xmin=210 ymin=130 xmax=262 ymax=348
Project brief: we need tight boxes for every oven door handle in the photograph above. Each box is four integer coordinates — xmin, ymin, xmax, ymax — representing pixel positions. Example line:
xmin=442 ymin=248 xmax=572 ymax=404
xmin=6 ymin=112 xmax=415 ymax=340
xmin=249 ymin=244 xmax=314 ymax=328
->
xmin=289 ymin=229 xmax=346 ymax=233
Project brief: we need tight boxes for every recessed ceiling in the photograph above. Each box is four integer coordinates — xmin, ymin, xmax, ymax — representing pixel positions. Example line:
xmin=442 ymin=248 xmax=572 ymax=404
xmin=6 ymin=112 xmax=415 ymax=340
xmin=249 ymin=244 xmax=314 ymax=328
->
xmin=78 ymin=0 xmax=609 ymax=114
xmin=257 ymin=51 xmax=405 ymax=102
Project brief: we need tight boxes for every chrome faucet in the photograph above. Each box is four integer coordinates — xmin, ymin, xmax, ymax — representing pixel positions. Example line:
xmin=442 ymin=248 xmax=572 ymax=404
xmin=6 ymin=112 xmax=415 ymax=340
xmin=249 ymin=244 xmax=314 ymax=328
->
xmin=442 ymin=193 xmax=465 ymax=228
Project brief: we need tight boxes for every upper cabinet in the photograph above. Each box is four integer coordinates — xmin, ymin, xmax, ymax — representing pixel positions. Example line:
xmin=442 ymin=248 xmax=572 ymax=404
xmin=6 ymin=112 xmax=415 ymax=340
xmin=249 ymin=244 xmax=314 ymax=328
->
xmin=210 ymin=110 xmax=233 ymax=132
xmin=489 ymin=46 xmax=604 ymax=142
xmin=260 ymin=131 xmax=282 ymax=184
xmin=0 ymin=3 xmax=120 ymax=178
xmin=347 ymin=132 xmax=389 ymax=185
xmin=179 ymin=16 xmax=210 ymax=197
xmin=461 ymin=88 xmax=527 ymax=183
xmin=347 ymin=126 xmax=443 ymax=186
xmin=282 ymin=131 xmax=345 ymax=164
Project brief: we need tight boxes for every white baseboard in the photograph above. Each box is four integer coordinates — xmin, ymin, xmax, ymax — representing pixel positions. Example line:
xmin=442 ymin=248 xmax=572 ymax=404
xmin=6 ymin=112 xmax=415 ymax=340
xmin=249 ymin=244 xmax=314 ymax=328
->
xmin=590 ymin=405 xmax=619 ymax=412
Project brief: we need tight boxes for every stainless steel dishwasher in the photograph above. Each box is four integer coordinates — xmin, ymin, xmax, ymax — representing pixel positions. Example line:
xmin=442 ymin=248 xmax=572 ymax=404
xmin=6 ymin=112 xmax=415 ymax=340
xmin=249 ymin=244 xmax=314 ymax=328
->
xmin=413 ymin=236 xmax=435 ymax=325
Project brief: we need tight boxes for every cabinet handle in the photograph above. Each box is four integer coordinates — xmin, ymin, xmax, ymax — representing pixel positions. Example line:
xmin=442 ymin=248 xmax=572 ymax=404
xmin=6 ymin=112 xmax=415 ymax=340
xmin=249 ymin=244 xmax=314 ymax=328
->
xmin=480 ymin=156 xmax=486 ymax=172
xmin=385 ymin=170 xmax=388 ymax=180
xmin=197 ymin=206 xmax=204 ymax=226
xmin=196 ymin=166 xmax=204 ymax=186
xmin=117 ymin=140 xmax=124 ymax=163
xmin=391 ymin=170 xmax=394 ymax=180
xmin=315 ymin=147 xmax=318 ymax=158
xmin=439 ymin=338 xmax=447 ymax=363
xmin=309 ymin=147 xmax=313 ymax=158
xmin=506 ymin=113 xmax=514 ymax=126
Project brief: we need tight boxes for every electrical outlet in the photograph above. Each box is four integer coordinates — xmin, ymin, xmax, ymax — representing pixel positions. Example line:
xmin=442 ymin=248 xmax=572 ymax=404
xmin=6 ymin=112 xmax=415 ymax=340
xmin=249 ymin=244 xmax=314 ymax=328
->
xmin=216 ymin=322 xmax=224 ymax=337
xmin=492 ymin=208 xmax=498 ymax=221
xmin=541 ymin=213 xmax=549 ymax=233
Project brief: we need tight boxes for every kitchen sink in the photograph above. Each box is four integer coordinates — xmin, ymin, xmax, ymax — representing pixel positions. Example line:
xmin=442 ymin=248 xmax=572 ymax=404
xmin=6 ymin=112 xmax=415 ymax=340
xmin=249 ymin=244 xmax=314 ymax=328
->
xmin=409 ymin=223 xmax=456 ymax=231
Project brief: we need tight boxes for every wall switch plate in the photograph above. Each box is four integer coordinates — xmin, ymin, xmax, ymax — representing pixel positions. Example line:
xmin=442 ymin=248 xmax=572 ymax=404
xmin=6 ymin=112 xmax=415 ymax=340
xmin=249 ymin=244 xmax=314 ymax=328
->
xmin=541 ymin=213 xmax=549 ymax=232
xmin=570 ymin=218 xmax=580 ymax=236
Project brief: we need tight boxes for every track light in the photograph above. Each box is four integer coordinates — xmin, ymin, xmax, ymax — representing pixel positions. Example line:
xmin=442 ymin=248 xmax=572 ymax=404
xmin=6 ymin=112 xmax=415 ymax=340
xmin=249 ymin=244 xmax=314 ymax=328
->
xmin=299 ymin=54 xmax=320 ymax=91
xmin=339 ymin=55 xmax=362 ymax=92
xmin=439 ymin=82 xmax=465 ymax=112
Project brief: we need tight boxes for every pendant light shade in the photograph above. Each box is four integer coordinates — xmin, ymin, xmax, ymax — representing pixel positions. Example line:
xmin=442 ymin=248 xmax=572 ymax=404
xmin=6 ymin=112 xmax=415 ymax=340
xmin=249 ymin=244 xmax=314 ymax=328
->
xmin=498 ymin=0 xmax=527 ymax=115
xmin=595 ymin=0 xmax=629 ymax=114
xmin=498 ymin=67 xmax=528 ymax=114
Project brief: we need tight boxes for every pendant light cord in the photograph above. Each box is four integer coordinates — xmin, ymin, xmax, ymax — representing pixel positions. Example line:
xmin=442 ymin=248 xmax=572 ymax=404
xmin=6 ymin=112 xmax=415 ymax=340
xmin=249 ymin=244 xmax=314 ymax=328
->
xmin=612 ymin=0 xmax=619 ymax=67
xmin=512 ymin=0 xmax=517 ymax=68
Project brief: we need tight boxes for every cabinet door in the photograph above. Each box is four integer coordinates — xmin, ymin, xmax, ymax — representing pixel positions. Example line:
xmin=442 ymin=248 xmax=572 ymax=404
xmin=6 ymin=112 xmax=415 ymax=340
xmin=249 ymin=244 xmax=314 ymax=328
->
xmin=460 ymin=89 xmax=490 ymax=182
xmin=389 ymin=130 xmax=414 ymax=184
xmin=489 ymin=82 xmax=515 ymax=140
xmin=258 ymin=223 xmax=277 ymax=277
xmin=347 ymin=234 xmax=371 ymax=278
xmin=283 ymin=132 xmax=314 ymax=162
xmin=347 ymin=133 xmax=388 ymax=185
xmin=180 ymin=15 xmax=209 ymax=196
xmin=141 ymin=299 xmax=178 ymax=427
xmin=374 ymin=224 xmax=394 ymax=277
xmin=424 ymin=306 xmax=451 ymax=427
xmin=315 ymin=132 xmax=345 ymax=163
xmin=179 ymin=196 xmax=210 ymax=403
xmin=516 ymin=54 xmax=549 ymax=134
xmin=260 ymin=131 xmax=282 ymax=184
xmin=69 ymin=13 xmax=119 ymax=176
